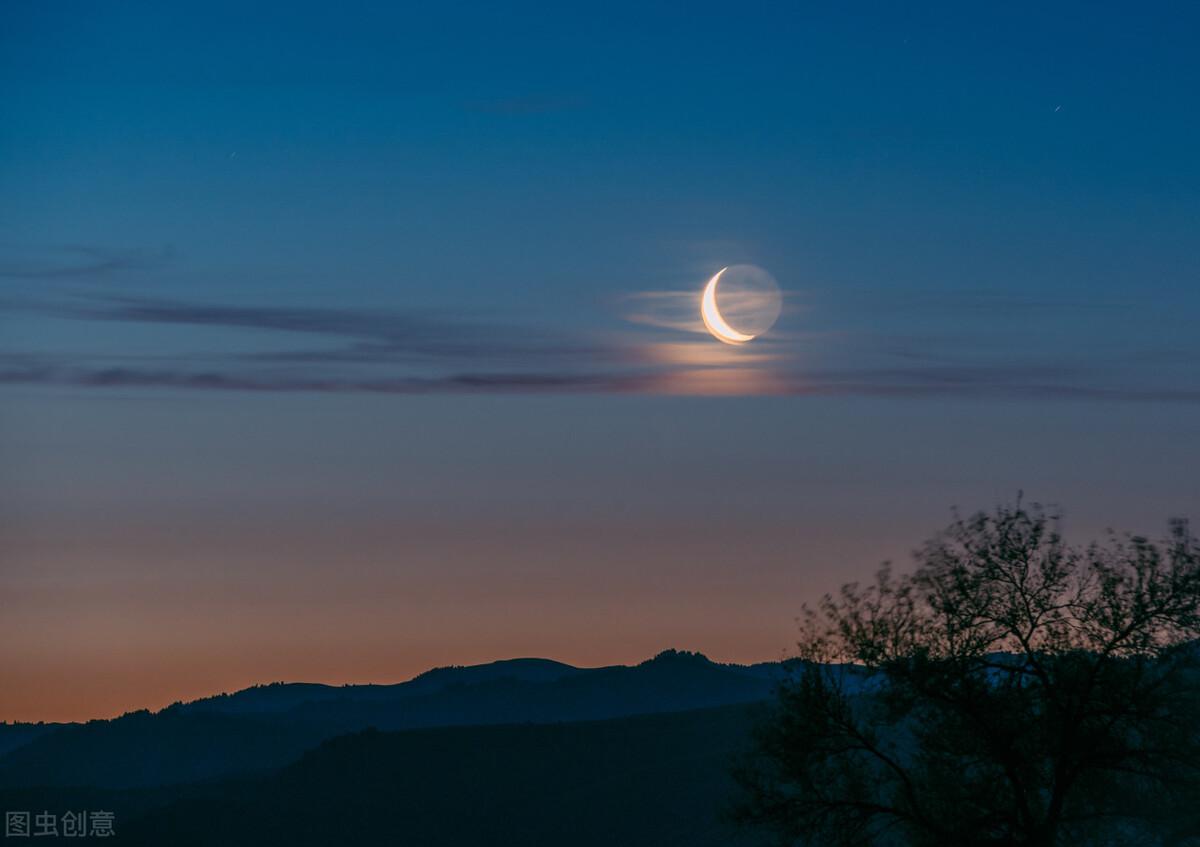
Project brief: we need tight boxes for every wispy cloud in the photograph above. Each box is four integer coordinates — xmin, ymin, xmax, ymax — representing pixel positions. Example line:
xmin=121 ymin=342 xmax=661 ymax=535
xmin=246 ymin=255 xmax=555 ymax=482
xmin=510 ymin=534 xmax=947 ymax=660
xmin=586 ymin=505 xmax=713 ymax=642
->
xmin=40 ymin=294 xmax=620 ymax=366
xmin=2 ymin=250 xmax=1197 ymax=402
xmin=0 ymin=365 xmax=641 ymax=394
xmin=621 ymin=291 xmax=707 ymax=334
xmin=3 ymin=349 xmax=1200 ymax=403
xmin=0 ymin=245 xmax=172 ymax=280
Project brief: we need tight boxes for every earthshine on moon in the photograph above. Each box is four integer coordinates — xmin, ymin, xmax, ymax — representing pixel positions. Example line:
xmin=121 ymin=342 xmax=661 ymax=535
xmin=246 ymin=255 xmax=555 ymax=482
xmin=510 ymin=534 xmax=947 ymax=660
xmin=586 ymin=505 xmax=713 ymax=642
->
xmin=700 ymin=265 xmax=783 ymax=345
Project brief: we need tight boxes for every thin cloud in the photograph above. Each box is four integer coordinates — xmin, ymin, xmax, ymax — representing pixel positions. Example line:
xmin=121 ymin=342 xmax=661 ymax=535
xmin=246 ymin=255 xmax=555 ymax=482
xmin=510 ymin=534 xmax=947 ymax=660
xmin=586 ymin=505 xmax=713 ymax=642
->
xmin=43 ymin=294 xmax=620 ymax=365
xmin=825 ymin=287 xmax=1137 ymax=318
xmin=4 ymin=355 xmax=1199 ymax=403
xmin=0 ymin=363 xmax=647 ymax=394
xmin=622 ymin=288 xmax=806 ymax=336
xmin=621 ymin=291 xmax=707 ymax=334
xmin=4 ymin=274 xmax=1197 ymax=402
xmin=0 ymin=245 xmax=172 ymax=280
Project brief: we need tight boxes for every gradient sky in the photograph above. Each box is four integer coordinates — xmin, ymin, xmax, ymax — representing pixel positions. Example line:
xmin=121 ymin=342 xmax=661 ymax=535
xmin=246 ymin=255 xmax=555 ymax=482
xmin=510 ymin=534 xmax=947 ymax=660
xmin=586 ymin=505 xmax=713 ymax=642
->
xmin=2 ymin=1 xmax=1199 ymax=722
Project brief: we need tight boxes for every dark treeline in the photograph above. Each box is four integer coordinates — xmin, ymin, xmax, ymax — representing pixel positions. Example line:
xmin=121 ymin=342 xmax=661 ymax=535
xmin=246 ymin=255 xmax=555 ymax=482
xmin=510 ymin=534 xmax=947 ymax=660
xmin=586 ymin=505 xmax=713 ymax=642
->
xmin=737 ymin=504 xmax=1200 ymax=846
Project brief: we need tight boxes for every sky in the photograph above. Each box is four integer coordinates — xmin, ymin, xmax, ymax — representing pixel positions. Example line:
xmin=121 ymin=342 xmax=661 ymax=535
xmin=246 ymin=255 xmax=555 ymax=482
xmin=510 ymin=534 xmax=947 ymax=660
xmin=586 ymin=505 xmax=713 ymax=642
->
xmin=2 ymin=1 xmax=1199 ymax=722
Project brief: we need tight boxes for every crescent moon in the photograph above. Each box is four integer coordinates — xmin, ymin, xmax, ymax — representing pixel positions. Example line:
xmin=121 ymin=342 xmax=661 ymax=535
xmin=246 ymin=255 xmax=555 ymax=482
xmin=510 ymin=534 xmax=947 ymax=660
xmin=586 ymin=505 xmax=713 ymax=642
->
xmin=701 ymin=267 xmax=755 ymax=345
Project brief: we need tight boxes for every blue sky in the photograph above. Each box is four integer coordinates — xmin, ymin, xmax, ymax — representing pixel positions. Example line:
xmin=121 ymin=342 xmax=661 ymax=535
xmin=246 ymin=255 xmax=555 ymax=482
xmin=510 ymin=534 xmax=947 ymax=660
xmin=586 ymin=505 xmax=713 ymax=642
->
xmin=4 ymin=2 xmax=1199 ymax=394
xmin=2 ymin=1 xmax=1199 ymax=719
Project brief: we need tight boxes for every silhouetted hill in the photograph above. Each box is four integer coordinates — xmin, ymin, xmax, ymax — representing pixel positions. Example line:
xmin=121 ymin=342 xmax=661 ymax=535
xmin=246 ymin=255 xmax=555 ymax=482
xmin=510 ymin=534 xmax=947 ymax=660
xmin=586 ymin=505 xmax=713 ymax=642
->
xmin=178 ymin=657 xmax=585 ymax=716
xmin=0 ymin=650 xmax=784 ymax=789
xmin=283 ymin=649 xmax=780 ymax=733
xmin=0 ymin=710 xmax=327 ymax=789
xmin=0 ymin=722 xmax=66 ymax=757
xmin=107 ymin=703 xmax=769 ymax=846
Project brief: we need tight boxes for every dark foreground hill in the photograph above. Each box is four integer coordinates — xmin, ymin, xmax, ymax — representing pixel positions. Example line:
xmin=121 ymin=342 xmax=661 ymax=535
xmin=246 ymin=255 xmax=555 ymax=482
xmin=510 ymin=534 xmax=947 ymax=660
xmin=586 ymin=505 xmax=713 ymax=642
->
xmin=0 ymin=650 xmax=783 ymax=789
xmin=0 ymin=704 xmax=770 ymax=847
xmin=0 ymin=722 xmax=65 ymax=756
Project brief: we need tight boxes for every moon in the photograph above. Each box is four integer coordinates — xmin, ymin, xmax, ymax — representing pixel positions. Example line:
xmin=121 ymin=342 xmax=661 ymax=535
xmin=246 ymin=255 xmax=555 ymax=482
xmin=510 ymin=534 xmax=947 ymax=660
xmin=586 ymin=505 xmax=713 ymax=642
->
xmin=701 ymin=265 xmax=782 ymax=345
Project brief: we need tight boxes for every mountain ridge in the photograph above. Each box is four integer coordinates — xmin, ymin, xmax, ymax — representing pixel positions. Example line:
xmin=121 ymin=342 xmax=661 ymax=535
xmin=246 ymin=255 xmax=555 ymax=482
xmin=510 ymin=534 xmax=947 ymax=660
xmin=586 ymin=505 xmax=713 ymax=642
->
xmin=0 ymin=649 xmax=789 ymax=789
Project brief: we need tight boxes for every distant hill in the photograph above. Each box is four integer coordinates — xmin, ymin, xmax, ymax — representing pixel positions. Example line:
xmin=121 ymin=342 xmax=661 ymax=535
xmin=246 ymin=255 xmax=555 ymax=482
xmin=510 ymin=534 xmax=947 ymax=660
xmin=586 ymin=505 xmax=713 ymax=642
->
xmin=0 ymin=722 xmax=67 ymax=757
xmin=176 ymin=657 xmax=586 ymax=716
xmin=104 ymin=704 xmax=770 ymax=846
xmin=0 ymin=650 xmax=787 ymax=789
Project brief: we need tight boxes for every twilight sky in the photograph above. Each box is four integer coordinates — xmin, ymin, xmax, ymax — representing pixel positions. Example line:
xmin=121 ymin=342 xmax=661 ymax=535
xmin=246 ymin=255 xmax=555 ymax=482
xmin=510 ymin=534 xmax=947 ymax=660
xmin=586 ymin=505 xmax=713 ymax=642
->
xmin=2 ymin=1 xmax=1199 ymax=722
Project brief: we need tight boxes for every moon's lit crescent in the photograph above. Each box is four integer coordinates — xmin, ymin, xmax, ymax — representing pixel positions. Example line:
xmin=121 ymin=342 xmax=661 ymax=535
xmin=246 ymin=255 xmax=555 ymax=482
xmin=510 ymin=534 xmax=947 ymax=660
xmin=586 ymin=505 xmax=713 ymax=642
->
xmin=701 ymin=267 xmax=755 ymax=345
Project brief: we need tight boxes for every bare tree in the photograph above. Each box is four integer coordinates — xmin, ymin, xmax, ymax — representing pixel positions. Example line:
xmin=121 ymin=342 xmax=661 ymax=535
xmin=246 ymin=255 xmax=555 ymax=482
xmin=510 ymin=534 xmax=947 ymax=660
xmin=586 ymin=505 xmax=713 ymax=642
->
xmin=736 ymin=503 xmax=1200 ymax=847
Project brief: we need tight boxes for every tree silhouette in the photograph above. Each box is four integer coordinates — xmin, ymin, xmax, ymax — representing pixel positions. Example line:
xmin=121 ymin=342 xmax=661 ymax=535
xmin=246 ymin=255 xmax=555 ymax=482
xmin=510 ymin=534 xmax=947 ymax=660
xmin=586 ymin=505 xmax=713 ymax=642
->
xmin=736 ymin=503 xmax=1200 ymax=846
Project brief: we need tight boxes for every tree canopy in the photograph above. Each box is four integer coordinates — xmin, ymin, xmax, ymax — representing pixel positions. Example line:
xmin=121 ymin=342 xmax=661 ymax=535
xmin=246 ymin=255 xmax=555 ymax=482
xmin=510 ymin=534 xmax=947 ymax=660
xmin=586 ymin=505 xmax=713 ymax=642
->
xmin=737 ymin=504 xmax=1200 ymax=846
